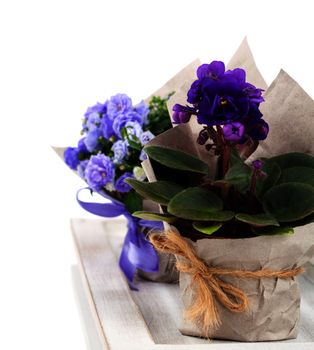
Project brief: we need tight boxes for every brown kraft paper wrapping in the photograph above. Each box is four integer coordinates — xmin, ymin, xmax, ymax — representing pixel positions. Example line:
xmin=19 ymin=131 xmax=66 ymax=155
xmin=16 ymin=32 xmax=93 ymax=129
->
xmin=178 ymin=228 xmax=314 ymax=341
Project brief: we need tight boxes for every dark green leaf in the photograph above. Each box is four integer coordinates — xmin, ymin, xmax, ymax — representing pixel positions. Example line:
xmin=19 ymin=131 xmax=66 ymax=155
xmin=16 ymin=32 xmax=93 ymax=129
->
xmin=224 ymin=162 xmax=253 ymax=192
xmin=263 ymin=182 xmax=314 ymax=222
xmin=144 ymin=146 xmax=208 ymax=174
xmin=125 ymin=179 xmax=185 ymax=205
xmin=281 ymin=167 xmax=314 ymax=187
xmin=235 ymin=213 xmax=279 ymax=227
xmin=192 ymin=222 xmax=222 ymax=235
xmin=256 ymin=162 xmax=281 ymax=199
xmin=123 ymin=191 xmax=143 ymax=213
xmin=133 ymin=211 xmax=177 ymax=223
xmin=288 ymin=212 xmax=314 ymax=228
xmin=252 ymin=226 xmax=294 ymax=236
xmin=168 ymin=187 xmax=234 ymax=221
xmin=230 ymin=148 xmax=242 ymax=166
xmin=266 ymin=152 xmax=314 ymax=170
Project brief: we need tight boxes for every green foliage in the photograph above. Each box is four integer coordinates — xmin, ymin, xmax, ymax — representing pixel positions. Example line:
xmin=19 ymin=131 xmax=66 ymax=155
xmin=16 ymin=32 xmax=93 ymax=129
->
xmin=123 ymin=191 xmax=143 ymax=213
xmin=223 ymin=162 xmax=253 ymax=192
xmin=192 ymin=222 xmax=222 ymax=235
xmin=255 ymin=162 xmax=281 ymax=199
xmin=147 ymin=93 xmax=174 ymax=135
xmin=167 ymin=187 xmax=234 ymax=221
xmin=144 ymin=146 xmax=209 ymax=174
xmin=252 ymin=226 xmax=294 ymax=236
xmin=125 ymin=179 xmax=184 ymax=205
xmin=263 ymin=182 xmax=314 ymax=222
xmin=281 ymin=167 xmax=314 ymax=187
xmin=133 ymin=211 xmax=177 ymax=223
xmin=235 ymin=213 xmax=279 ymax=227
xmin=265 ymin=152 xmax=314 ymax=170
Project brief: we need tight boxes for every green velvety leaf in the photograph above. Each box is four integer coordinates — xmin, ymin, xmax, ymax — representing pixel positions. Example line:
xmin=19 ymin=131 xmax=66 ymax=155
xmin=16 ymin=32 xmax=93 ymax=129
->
xmin=266 ymin=152 xmax=314 ymax=170
xmin=235 ymin=213 xmax=279 ymax=227
xmin=168 ymin=187 xmax=234 ymax=221
xmin=144 ymin=146 xmax=208 ymax=174
xmin=281 ymin=167 xmax=314 ymax=187
xmin=192 ymin=222 xmax=222 ymax=235
xmin=133 ymin=211 xmax=177 ymax=223
xmin=256 ymin=162 xmax=281 ymax=199
xmin=123 ymin=191 xmax=143 ymax=213
xmin=252 ymin=226 xmax=294 ymax=236
xmin=125 ymin=179 xmax=184 ymax=205
xmin=224 ymin=162 xmax=253 ymax=192
xmin=230 ymin=148 xmax=242 ymax=166
xmin=263 ymin=182 xmax=314 ymax=222
xmin=289 ymin=212 xmax=314 ymax=228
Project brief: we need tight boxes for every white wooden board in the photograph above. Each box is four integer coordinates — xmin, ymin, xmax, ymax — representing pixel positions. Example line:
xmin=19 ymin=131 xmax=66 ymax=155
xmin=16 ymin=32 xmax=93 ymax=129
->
xmin=71 ymin=218 xmax=314 ymax=350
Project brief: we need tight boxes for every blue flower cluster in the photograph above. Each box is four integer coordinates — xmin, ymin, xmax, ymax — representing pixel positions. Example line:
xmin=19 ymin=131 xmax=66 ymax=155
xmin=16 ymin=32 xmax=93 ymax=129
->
xmin=64 ymin=93 xmax=156 ymax=194
xmin=172 ymin=61 xmax=269 ymax=144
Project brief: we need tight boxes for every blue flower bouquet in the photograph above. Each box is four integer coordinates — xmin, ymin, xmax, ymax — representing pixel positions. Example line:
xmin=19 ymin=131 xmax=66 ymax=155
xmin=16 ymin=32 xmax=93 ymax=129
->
xmin=127 ymin=39 xmax=314 ymax=341
xmin=61 ymin=92 xmax=180 ymax=286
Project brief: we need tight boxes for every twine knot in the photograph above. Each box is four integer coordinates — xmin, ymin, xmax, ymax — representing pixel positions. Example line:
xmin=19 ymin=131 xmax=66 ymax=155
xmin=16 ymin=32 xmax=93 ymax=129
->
xmin=150 ymin=230 xmax=304 ymax=336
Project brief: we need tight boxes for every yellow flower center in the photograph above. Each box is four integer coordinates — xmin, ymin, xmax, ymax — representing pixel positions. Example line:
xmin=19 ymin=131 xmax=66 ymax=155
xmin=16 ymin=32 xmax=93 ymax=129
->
xmin=220 ymin=97 xmax=228 ymax=106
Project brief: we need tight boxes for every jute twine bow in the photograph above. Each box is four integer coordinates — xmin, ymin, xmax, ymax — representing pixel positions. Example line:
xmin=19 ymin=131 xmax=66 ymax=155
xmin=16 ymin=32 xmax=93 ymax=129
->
xmin=150 ymin=230 xmax=304 ymax=336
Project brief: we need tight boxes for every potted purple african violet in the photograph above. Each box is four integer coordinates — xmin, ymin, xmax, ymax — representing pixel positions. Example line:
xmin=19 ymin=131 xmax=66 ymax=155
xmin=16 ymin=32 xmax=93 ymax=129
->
xmin=127 ymin=61 xmax=314 ymax=340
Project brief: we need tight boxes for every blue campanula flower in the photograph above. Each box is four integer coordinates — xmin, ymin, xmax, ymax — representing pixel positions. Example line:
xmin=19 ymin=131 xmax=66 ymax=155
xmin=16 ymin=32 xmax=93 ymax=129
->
xmin=101 ymin=114 xmax=115 ymax=139
xmin=112 ymin=111 xmax=143 ymax=138
xmin=140 ymin=130 xmax=155 ymax=146
xmin=124 ymin=121 xmax=143 ymax=143
xmin=134 ymin=101 xmax=150 ymax=125
xmin=83 ymin=102 xmax=107 ymax=132
xmin=115 ymin=172 xmax=134 ymax=193
xmin=139 ymin=149 xmax=148 ymax=161
xmin=84 ymin=129 xmax=103 ymax=152
xmin=85 ymin=154 xmax=115 ymax=191
xmin=112 ymin=140 xmax=128 ymax=164
xmin=64 ymin=147 xmax=79 ymax=170
xmin=77 ymin=138 xmax=89 ymax=154
xmin=77 ymin=160 xmax=89 ymax=179
xmin=107 ymin=94 xmax=132 ymax=119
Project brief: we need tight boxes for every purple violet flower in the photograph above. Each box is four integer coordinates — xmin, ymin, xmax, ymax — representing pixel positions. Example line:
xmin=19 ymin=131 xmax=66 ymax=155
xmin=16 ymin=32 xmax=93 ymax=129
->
xmin=252 ymin=159 xmax=264 ymax=170
xmin=197 ymin=129 xmax=210 ymax=145
xmin=247 ymin=119 xmax=269 ymax=140
xmin=85 ymin=154 xmax=115 ymax=191
xmin=183 ymin=61 xmax=266 ymax=129
xmin=172 ymin=104 xmax=195 ymax=124
xmin=223 ymin=122 xmax=245 ymax=143
xmin=115 ymin=172 xmax=134 ymax=193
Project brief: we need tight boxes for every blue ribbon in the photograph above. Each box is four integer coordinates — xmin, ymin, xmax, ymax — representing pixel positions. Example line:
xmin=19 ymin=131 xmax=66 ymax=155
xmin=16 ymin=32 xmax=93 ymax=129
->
xmin=76 ymin=188 xmax=160 ymax=288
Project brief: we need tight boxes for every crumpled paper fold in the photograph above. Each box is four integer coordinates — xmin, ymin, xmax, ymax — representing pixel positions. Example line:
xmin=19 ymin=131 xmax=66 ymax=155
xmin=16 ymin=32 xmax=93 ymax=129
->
xmin=179 ymin=229 xmax=314 ymax=341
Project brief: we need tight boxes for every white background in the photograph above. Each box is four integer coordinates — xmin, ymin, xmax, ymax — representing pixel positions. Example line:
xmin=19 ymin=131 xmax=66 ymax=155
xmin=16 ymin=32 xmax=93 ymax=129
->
xmin=0 ymin=0 xmax=313 ymax=349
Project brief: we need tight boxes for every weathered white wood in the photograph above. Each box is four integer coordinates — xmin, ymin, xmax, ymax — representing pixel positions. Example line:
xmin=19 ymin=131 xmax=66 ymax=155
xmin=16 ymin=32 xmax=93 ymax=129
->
xmin=71 ymin=265 xmax=103 ymax=350
xmin=71 ymin=218 xmax=314 ymax=350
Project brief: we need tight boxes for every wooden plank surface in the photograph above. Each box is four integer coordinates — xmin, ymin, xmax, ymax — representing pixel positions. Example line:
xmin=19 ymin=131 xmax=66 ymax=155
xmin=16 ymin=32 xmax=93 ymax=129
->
xmin=71 ymin=218 xmax=314 ymax=350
